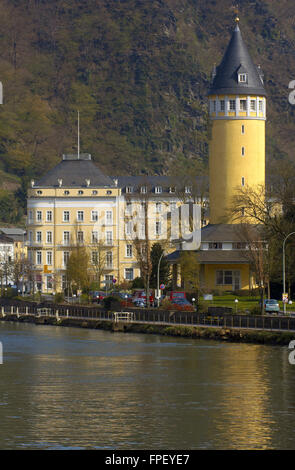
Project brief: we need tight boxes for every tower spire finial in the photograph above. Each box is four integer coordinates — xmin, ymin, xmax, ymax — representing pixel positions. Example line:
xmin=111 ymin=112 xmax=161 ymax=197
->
xmin=77 ymin=110 xmax=80 ymax=160
xmin=231 ymin=4 xmax=240 ymax=24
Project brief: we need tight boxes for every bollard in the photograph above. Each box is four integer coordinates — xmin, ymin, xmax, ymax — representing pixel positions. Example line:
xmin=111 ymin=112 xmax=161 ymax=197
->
xmin=56 ymin=309 xmax=59 ymax=320
xmin=26 ymin=307 xmax=28 ymax=315
xmin=66 ymin=309 xmax=69 ymax=317
xmin=11 ymin=306 xmax=13 ymax=314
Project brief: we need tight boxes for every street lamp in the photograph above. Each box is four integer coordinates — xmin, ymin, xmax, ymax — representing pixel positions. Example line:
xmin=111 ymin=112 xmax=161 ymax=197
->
xmin=157 ymin=251 xmax=166 ymax=308
xmin=282 ymin=232 xmax=295 ymax=315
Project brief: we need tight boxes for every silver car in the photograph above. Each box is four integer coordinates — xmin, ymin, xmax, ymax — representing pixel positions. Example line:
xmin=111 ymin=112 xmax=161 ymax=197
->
xmin=264 ymin=299 xmax=280 ymax=313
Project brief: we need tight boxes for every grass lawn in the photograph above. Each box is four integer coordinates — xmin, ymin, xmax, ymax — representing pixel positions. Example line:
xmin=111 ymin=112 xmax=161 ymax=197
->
xmin=202 ymin=294 xmax=294 ymax=314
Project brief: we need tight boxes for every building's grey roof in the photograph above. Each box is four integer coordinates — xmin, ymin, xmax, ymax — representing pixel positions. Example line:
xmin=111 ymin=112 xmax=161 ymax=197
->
xmin=113 ymin=175 xmax=208 ymax=196
xmin=0 ymin=228 xmax=26 ymax=242
xmin=209 ymin=23 xmax=266 ymax=97
xmin=0 ymin=233 xmax=14 ymax=244
xmin=36 ymin=157 xmax=114 ymax=188
xmin=165 ymin=248 xmax=249 ymax=264
xmin=201 ymin=224 xmax=262 ymax=242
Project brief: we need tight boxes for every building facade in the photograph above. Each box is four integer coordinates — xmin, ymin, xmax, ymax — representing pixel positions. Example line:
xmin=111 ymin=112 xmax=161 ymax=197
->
xmin=168 ymin=18 xmax=266 ymax=292
xmin=26 ymin=154 xmax=204 ymax=293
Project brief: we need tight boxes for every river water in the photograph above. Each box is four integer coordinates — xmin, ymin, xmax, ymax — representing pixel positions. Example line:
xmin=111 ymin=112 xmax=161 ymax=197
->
xmin=0 ymin=321 xmax=295 ymax=450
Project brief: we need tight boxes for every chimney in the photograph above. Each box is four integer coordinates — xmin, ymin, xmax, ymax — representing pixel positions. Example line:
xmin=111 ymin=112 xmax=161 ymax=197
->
xmin=58 ymin=178 xmax=63 ymax=187
xmin=85 ymin=179 xmax=90 ymax=187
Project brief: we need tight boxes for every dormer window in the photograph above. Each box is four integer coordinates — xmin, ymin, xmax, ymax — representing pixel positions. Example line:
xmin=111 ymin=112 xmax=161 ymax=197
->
xmin=155 ymin=186 xmax=162 ymax=194
xmin=238 ymin=73 xmax=247 ymax=83
xmin=185 ymin=186 xmax=192 ymax=194
xmin=169 ymin=187 xmax=175 ymax=194
xmin=126 ymin=186 xmax=133 ymax=193
xmin=141 ymin=186 xmax=147 ymax=194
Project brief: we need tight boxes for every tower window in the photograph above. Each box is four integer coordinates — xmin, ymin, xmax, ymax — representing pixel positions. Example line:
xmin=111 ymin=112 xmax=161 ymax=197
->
xmin=241 ymin=147 xmax=245 ymax=157
xmin=241 ymin=177 xmax=245 ymax=186
xmin=238 ymin=73 xmax=247 ymax=83
xmin=229 ymin=100 xmax=236 ymax=111
xmin=241 ymin=125 xmax=245 ymax=134
xmin=239 ymin=100 xmax=247 ymax=111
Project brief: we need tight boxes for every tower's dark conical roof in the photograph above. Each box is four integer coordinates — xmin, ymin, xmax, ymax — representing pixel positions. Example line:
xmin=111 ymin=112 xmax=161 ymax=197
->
xmin=209 ymin=24 xmax=266 ymax=97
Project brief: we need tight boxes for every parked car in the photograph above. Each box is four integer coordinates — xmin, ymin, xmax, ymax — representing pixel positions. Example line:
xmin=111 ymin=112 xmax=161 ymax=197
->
xmin=90 ymin=291 xmax=106 ymax=303
xmin=133 ymin=299 xmax=146 ymax=308
xmin=264 ymin=299 xmax=280 ymax=314
xmin=132 ymin=290 xmax=154 ymax=305
xmin=167 ymin=291 xmax=186 ymax=302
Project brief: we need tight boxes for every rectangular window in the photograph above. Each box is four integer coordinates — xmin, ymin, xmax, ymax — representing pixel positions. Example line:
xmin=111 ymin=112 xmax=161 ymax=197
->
xmin=126 ymin=244 xmax=133 ymax=257
xmin=126 ymin=186 xmax=133 ymax=193
xmin=92 ymin=231 xmax=98 ymax=243
xmin=241 ymin=146 xmax=245 ymax=156
xmin=155 ymin=221 xmax=162 ymax=236
xmin=105 ymin=210 xmax=112 ymax=225
xmin=125 ymin=268 xmax=134 ymax=281
xmin=46 ymin=231 xmax=52 ymax=244
xmin=106 ymin=251 xmax=113 ymax=268
xmin=232 ymin=242 xmax=246 ymax=249
xmin=63 ymin=251 xmax=69 ymax=267
xmin=46 ymin=211 xmax=52 ymax=222
xmin=155 ymin=186 xmax=162 ymax=194
xmin=259 ymin=100 xmax=263 ymax=112
xmin=29 ymin=231 xmax=33 ymax=243
xmin=36 ymin=251 xmax=42 ymax=265
xmin=106 ymin=231 xmax=113 ymax=245
xmin=63 ymin=231 xmax=70 ymax=245
xmin=229 ymin=100 xmax=236 ymax=111
xmin=63 ymin=211 xmax=70 ymax=222
xmin=238 ymin=74 xmax=247 ymax=83
xmin=156 ymin=202 xmax=162 ymax=213
xmin=36 ymin=211 xmax=42 ymax=222
xmin=213 ymin=100 xmax=216 ymax=112
xmin=91 ymin=210 xmax=98 ymax=222
xmin=250 ymin=100 xmax=256 ymax=111
xmin=77 ymin=211 xmax=84 ymax=222
xmin=77 ymin=231 xmax=84 ymax=243
xmin=92 ymin=251 xmax=98 ymax=264
xmin=220 ymin=100 xmax=225 ymax=111
xmin=216 ymin=270 xmax=234 ymax=286
xmin=239 ymin=99 xmax=247 ymax=111
xmin=28 ymin=210 xmax=33 ymax=222
xmin=125 ymin=221 xmax=132 ymax=236
xmin=36 ymin=231 xmax=42 ymax=242
xmin=46 ymin=251 xmax=52 ymax=265
xmin=242 ymin=177 xmax=245 ymax=186
xmin=126 ymin=202 xmax=132 ymax=214
xmin=208 ymin=242 xmax=223 ymax=250
xmin=241 ymin=124 xmax=245 ymax=134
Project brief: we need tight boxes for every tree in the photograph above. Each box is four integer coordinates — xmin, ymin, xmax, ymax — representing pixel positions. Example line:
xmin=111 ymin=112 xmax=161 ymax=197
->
xmin=179 ymin=251 xmax=200 ymax=292
xmin=150 ymin=243 xmax=170 ymax=289
xmin=66 ymin=246 xmax=91 ymax=294
xmin=90 ymin=239 xmax=108 ymax=289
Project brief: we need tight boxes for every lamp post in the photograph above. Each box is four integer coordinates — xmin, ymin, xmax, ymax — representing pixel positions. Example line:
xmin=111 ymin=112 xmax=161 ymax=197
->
xmin=157 ymin=251 xmax=165 ymax=308
xmin=283 ymin=232 xmax=295 ymax=315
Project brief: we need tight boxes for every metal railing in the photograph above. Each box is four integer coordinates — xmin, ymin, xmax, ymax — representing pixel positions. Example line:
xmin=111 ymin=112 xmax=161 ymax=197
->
xmin=1 ymin=301 xmax=295 ymax=332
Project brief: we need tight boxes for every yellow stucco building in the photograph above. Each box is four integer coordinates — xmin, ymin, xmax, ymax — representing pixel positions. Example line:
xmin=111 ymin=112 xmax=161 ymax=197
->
xmin=168 ymin=18 xmax=266 ymax=292
xmin=26 ymin=153 xmax=203 ymax=293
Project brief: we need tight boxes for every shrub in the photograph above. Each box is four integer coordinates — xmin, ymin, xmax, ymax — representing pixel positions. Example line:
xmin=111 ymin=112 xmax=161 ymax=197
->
xmin=54 ymin=292 xmax=64 ymax=304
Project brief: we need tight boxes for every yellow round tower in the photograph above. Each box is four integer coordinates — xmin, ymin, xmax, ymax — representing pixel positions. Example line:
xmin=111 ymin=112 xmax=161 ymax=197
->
xmin=208 ymin=19 xmax=266 ymax=224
